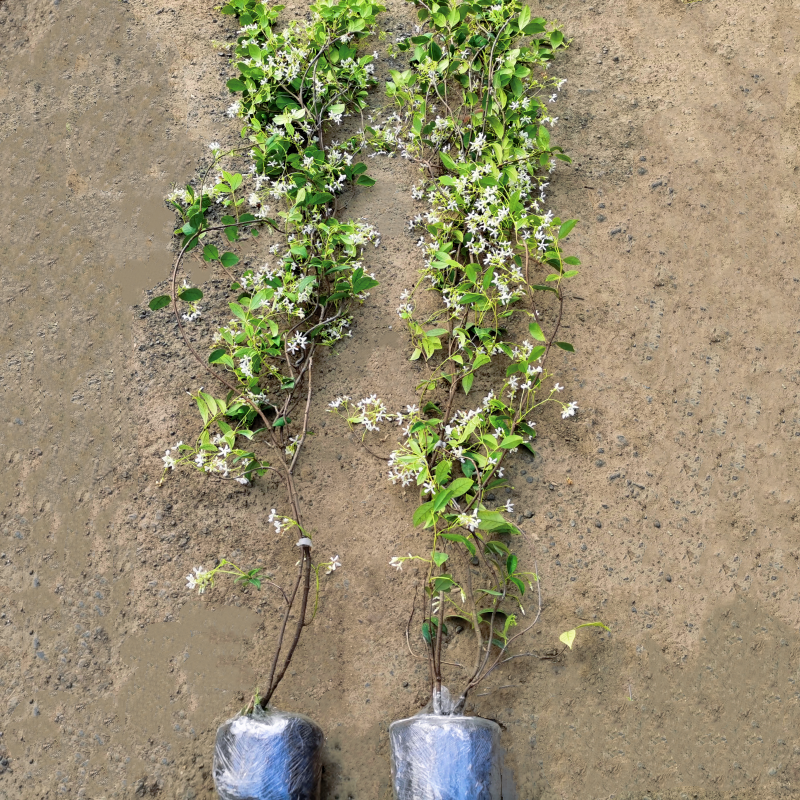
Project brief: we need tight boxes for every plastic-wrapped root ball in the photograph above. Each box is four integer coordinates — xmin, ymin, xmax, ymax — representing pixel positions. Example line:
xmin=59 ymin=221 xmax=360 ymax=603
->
xmin=390 ymin=695 xmax=502 ymax=800
xmin=213 ymin=707 xmax=324 ymax=800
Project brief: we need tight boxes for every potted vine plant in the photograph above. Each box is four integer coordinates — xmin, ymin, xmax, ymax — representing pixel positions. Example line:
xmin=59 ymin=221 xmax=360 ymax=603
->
xmin=332 ymin=0 xmax=582 ymax=795
xmin=152 ymin=0 xmax=385 ymax=796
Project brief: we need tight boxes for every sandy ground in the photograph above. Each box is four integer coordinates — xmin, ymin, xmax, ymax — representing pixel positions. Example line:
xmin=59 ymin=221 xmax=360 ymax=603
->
xmin=1 ymin=0 xmax=799 ymax=798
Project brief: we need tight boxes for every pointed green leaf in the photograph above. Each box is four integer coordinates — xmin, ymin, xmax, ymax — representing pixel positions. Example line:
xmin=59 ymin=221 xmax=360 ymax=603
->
xmin=148 ymin=295 xmax=171 ymax=311
xmin=203 ymin=244 xmax=220 ymax=261
xmin=558 ymin=219 xmax=577 ymax=240
xmin=529 ymin=321 xmax=546 ymax=342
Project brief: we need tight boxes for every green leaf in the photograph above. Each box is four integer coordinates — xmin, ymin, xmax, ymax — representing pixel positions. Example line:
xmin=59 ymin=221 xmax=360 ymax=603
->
xmin=356 ymin=174 xmax=376 ymax=187
xmin=529 ymin=321 xmax=546 ymax=342
xmin=421 ymin=621 xmax=433 ymax=645
xmin=229 ymin=302 xmax=246 ymax=322
xmin=306 ymin=192 xmax=334 ymax=206
xmin=178 ymin=288 xmax=203 ymax=302
xmin=195 ymin=395 xmax=209 ymax=424
xmin=555 ymin=341 xmax=575 ymax=352
xmin=439 ymin=151 xmax=458 ymax=172
xmin=200 ymin=391 xmax=218 ymax=417
xmin=517 ymin=4 xmax=531 ymax=30
xmin=448 ymin=478 xmax=473 ymax=498
xmin=435 ymin=459 xmax=452 ymax=484
xmin=203 ymin=244 xmax=220 ymax=261
xmin=433 ymin=488 xmax=454 ymax=513
xmin=500 ymin=435 xmax=523 ymax=450
xmin=220 ymin=252 xmax=240 ymax=268
xmin=421 ymin=617 xmax=448 ymax=644
xmin=485 ymin=540 xmax=510 ymax=556
xmin=506 ymin=554 xmax=518 ymax=575
xmin=227 ymin=78 xmax=247 ymax=92
xmin=433 ymin=576 xmax=455 ymax=593
xmin=462 ymin=372 xmax=474 ymax=395
xmin=209 ymin=348 xmax=227 ymax=364
xmin=538 ymin=125 xmax=550 ymax=150
xmin=433 ymin=552 xmax=449 ymax=567
xmin=148 ymin=295 xmax=171 ymax=311
xmin=558 ymin=219 xmax=577 ymax=240
xmin=413 ymin=501 xmax=435 ymax=528
xmin=440 ymin=532 xmax=476 ymax=556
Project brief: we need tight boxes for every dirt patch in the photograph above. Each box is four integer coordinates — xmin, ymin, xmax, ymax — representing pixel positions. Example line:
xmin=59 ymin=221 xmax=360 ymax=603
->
xmin=2 ymin=0 xmax=799 ymax=798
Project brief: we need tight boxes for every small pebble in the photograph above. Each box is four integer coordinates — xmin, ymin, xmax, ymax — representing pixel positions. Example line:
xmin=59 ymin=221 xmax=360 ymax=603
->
xmin=665 ymin=574 xmax=672 ymax=583
xmin=595 ymin=520 xmax=602 ymax=529
xmin=653 ymin=520 xmax=661 ymax=529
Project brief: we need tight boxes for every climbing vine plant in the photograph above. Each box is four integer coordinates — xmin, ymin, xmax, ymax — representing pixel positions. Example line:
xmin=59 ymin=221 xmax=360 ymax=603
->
xmin=153 ymin=0 xmax=385 ymax=707
xmin=333 ymin=0 xmax=581 ymax=711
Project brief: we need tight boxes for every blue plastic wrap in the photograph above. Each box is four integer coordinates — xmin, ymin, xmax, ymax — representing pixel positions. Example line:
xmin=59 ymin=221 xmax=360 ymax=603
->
xmin=213 ymin=706 xmax=324 ymax=800
xmin=389 ymin=688 xmax=502 ymax=800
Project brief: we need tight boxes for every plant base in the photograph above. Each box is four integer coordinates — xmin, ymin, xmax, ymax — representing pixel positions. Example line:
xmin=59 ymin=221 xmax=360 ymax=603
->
xmin=389 ymin=713 xmax=502 ymax=800
xmin=213 ymin=707 xmax=324 ymax=800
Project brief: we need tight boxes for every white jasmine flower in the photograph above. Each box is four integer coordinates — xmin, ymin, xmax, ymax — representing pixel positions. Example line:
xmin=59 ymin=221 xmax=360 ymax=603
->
xmin=326 ymin=555 xmax=341 ymax=574
xmin=186 ymin=566 xmax=210 ymax=593
xmin=561 ymin=401 xmax=579 ymax=419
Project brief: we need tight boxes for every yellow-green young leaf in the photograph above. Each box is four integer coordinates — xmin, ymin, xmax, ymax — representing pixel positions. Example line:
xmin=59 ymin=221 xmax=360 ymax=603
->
xmin=559 ymin=629 xmax=576 ymax=649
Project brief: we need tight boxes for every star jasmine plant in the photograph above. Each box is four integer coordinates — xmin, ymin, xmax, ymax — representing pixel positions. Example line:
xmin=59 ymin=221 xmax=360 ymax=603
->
xmin=333 ymin=0 xmax=581 ymax=712
xmin=151 ymin=0 xmax=385 ymax=709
